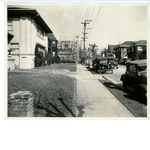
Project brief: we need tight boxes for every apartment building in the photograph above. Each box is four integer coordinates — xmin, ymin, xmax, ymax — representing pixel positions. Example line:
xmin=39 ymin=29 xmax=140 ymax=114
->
xmin=7 ymin=7 xmax=53 ymax=69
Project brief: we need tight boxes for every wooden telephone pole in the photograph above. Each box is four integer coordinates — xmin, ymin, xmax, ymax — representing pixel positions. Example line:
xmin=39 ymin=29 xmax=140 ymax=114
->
xmin=81 ymin=20 xmax=92 ymax=56
xmin=89 ymin=43 xmax=98 ymax=59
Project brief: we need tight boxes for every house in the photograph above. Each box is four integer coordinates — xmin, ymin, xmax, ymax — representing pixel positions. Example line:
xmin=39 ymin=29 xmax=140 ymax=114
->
xmin=107 ymin=44 xmax=116 ymax=54
xmin=129 ymin=40 xmax=147 ymax=60
xmin=8 ymin=32 xmax=15 ymax=70
xmin=114 ymin=41 xmax=137 ymax=62
xmin=48 ymin=33 xmax=58 ymax=57
xmin=58 ymin=40 xmax=74 ymax=61
xmin=114 ymin=40 xmax=147 ymax=62
xmin=7 ymin=7 xmax=53 ymax=69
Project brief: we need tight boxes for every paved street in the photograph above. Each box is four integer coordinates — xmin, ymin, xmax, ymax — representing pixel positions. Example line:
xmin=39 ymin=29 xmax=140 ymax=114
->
xmin=68 ymin=64 xmax=134 ymax=117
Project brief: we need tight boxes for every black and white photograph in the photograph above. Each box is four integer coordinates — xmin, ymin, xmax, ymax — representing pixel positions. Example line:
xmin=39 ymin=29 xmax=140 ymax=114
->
xmin=6 ymin=2 xmax=149 ymax=118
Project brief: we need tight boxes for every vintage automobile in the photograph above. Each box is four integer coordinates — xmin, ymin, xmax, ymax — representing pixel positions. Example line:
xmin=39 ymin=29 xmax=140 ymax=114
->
xmin=108 ymin=58 xmax=118 ymax=69
xmin=120 ymin=59 xmax=147 ymax=104
xmin=92 ymin=57 xmax=114 ymax=74
xmin=80 ymin=57 xmax=85 ymax=65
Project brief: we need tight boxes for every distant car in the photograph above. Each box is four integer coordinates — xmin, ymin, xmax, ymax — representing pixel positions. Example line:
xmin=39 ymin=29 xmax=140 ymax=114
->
xmin=81 ymin=57 xmax=85 ymax=64
xmin=92 ymin=57 xmax=114 ymax=74
xmin=120 ymin=59 xmax=147 ymax=104
xmin=108 ymin=58 xmax=118 ymax=69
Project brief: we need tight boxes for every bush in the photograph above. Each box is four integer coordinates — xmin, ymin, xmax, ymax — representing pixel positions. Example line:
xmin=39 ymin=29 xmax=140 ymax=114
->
xmin=52 ymin=56 xmax=61 ymax=64
xmin=61 ymin=59 xmax=76 ymax=63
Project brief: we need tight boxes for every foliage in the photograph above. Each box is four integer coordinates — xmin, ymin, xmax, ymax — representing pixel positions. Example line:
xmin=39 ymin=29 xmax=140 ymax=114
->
xmin=61 ymin=60 xmax=76 ymax=63
xmin=52 ymin=56 xmax=61 ymax=64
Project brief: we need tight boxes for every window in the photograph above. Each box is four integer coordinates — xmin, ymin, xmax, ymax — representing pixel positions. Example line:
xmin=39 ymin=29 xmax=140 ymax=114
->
xmin=52 ymin=41 xmax=56 ymax=47
xmin=129 ymin=65 xmax=136 ymax=73
xmin=137 ymin=65 xmax=146 ymax=72
xmin=10 ymin=43 xmax=19 ymax=52
xmin=37 ymin=26 xmax=44 ymax=40
xmin=8 ymin=19 xmax=13 ymax=31
xmin=9 ymin=43 xmax=19 ymax=54
xmin=137 ymin=46 xmax=143 ymax=52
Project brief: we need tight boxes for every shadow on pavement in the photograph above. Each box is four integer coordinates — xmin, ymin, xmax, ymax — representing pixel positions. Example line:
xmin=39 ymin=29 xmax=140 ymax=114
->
xmin=86 ymin=67 xmax=100 ymax=75
xmin=99 ymin=79 xmax=147 ymax=117
xmin=77 ymin=105 xmax=85 ymax=117
xmin=99 ymin=79 xmax=139 ymax=103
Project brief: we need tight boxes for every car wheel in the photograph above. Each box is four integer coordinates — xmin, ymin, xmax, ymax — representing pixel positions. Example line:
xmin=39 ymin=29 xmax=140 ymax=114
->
xmin=98 ymin=69 xmax=101 ymax=74
xmin=110 ymin=68 xmax=113 ymax=74
xmin=100 ymin=69 xmax=104 ymax=74
xmin=123 ymin=80 xmax=128 ymax=90
xmin=136 ymin=88 xmax=147 ymax=105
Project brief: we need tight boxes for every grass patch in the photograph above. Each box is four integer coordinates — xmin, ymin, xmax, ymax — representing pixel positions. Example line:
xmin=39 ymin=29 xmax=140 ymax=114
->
xmin=8 ymin=70 xmax=77 ymax=117
xmin=34 ymin=63 xmax=77 ymax=72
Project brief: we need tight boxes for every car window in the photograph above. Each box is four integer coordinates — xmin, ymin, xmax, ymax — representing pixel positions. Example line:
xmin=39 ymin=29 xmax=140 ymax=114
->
xmin=129 ymin=65 xmax=136 ymax=73
xmin=100 ymin=60 xmax=107 ymax=64
xmin=137 ymin=65 xmax=147 ymax=72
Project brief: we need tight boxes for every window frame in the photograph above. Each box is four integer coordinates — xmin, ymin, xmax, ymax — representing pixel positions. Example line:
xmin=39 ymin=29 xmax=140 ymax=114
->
xmin=7 ymin=19 xmax=13 ymax=31
xmin=129 ymin=64 xmax=137 ymax=74
xmin=37 ymin=26 xmax=44 ymax=40
xmin=10 ymin=43 xmax=19 ymax=51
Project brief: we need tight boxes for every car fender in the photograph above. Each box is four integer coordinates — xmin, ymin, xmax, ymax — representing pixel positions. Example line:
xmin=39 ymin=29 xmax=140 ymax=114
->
xmin=120 ymin=74 xmax=126 ymax=81
xmin=136 ymin=84 xmax=147 ymax=93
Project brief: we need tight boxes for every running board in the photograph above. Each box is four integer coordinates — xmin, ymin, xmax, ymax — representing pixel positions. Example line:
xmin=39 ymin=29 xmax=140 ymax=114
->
xmin=125 ymin=85 xmax=136 ymax=92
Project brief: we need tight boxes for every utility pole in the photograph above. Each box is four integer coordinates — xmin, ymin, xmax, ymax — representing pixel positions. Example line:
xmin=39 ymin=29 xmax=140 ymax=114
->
xmin=81 ymin=20 xmax=92 ymax=57
xmin=89 ymin=44 xmax=98 ymax=59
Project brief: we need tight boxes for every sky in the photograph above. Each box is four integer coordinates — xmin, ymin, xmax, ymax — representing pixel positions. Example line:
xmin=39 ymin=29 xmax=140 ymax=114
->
xmin=8 ymin=3 xmax=148 ymax=51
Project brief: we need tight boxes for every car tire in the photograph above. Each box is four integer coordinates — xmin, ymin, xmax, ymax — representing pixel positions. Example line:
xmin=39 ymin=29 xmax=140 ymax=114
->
xmin=98 ymin=69 xmax=101 ymax=74
xmin=110 ymin=68 xmax=113 ymax=74
xmin=123 ymin=80 xmax=128 ymax=90
xmin=136 ymin=87 xmax=147 ymax=105
xmin=100 ymin=69 xmax=104 ymax=74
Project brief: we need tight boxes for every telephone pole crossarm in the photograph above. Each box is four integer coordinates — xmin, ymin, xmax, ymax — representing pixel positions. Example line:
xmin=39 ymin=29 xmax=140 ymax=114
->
xmin=81 ymin=20 xmax=92 ymax=56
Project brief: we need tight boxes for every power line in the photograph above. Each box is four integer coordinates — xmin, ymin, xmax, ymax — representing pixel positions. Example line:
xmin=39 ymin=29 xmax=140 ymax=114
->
xmin=51 ymin=28 xmax=77 ymax=35
xmin=86 ymin=6 xmax=91 ymax=21
xmin=91 ymin=6 xmax=106 ymax=34
xmin=89 ymin=6 xmax=102 ymax=35
xmin=86 ymin=6 xmax=102 ymax=43
xmin=87 ymin=6 xmax=99 ymax=36
xmin=85 ymin=5 xmax=89 ymax=20
xmin=90 ymin=6 xmax=96 ymax=22
xmin=86 ymin=6 xmax=95 ymax=29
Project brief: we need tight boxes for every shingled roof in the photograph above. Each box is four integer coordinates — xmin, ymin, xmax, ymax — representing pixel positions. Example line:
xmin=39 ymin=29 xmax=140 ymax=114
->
xmin=108 ymin=45 xmax=117 ymax=53
xmin=135 ymin=40 xmax=147 ymax=45
xmin=114 ymin=41 xmax=137 ymax=49
xmin=121 ymin=41 xmax=137 ymax=46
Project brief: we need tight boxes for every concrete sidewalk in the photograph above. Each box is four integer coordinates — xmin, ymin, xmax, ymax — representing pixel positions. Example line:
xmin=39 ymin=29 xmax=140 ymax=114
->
xmin=69 ymin=64 xmax=134 ymax=117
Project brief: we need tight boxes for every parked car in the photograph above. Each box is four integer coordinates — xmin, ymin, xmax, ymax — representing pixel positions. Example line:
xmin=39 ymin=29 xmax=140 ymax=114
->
xmin=108 ymin=58 xmax=118 ymax=69
xmin=120 ymin=59 xmax=147 ymax=104
xmin=92 ymin=57 xmax=114 ymax=74
xmin=81 ymin=57 xmax=85 ymax=65
xmin=118 ymin=58 xmax=131 ymax=65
